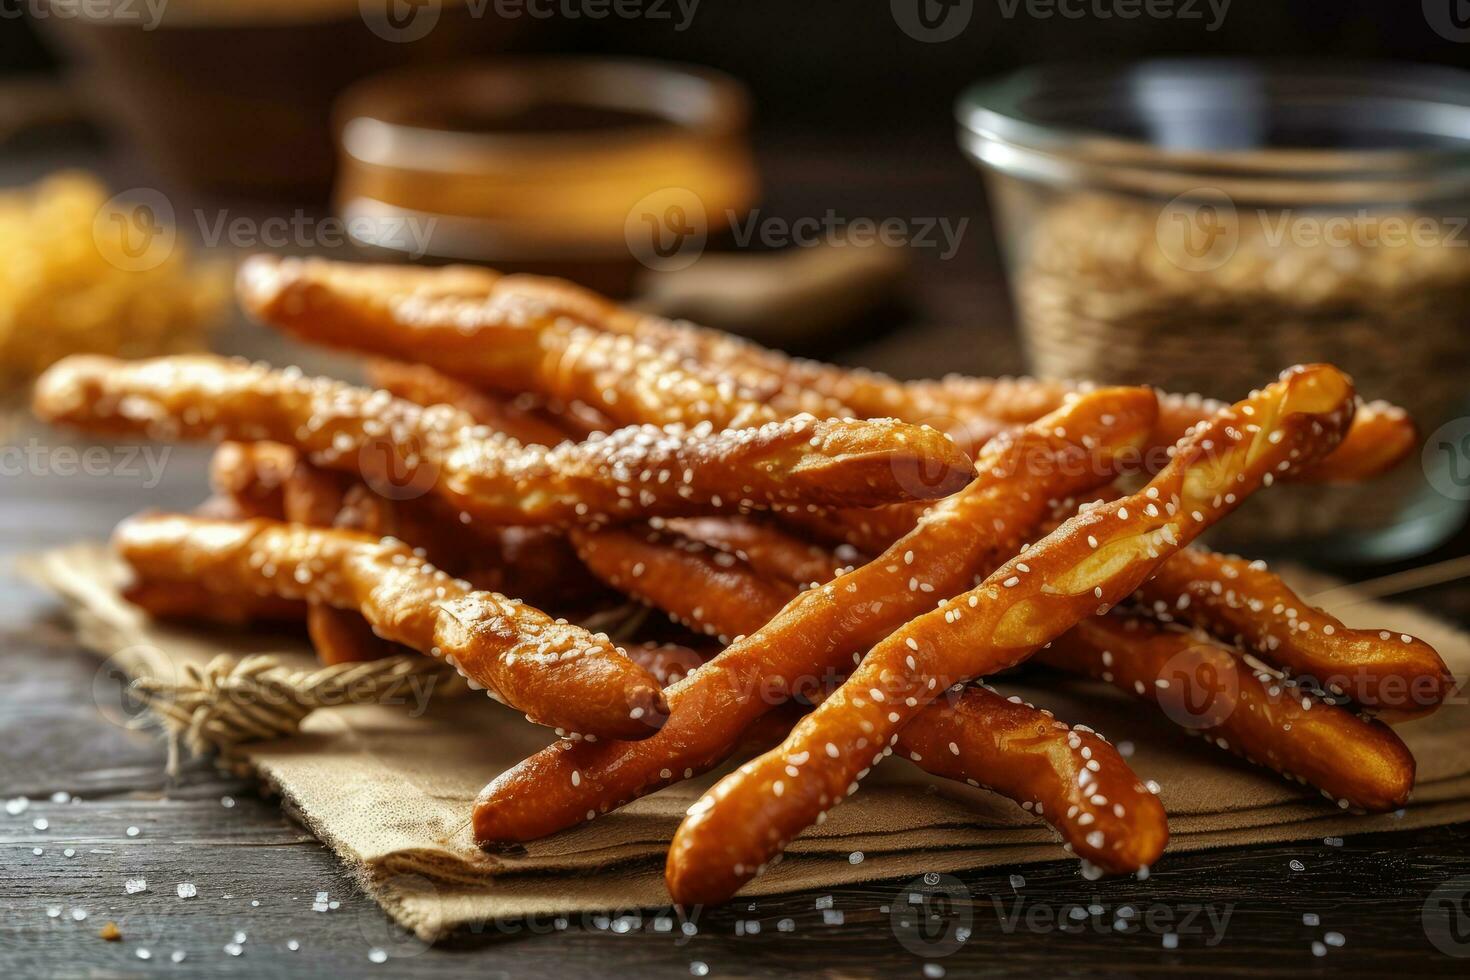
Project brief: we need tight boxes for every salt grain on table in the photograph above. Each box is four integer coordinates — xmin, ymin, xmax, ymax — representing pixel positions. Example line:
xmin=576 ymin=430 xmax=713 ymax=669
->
xmin=125 ymin=878 xmax=147 ymax=895
xmin=177 ymin=882 xmax=197 ymax=899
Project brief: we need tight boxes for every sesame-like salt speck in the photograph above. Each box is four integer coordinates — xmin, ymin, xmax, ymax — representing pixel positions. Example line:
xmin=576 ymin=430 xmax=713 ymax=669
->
xmin=816 ymin=894 xmax=834 ymax=909
xmin=46 ymin=907 xmax=61 ymax=919
xmin=135 ymin=949 xmax=151 ymax=961
xmin=1289 ymin=859 xmax=1305 ymax=871
xmin=849 ymin=851 xmax=864 ymax=865
xmin=177 ymin=882 xmax=197 ymax=899
xmin=125 ymin=878 xmax=147 ymax=895
xmin=224 ymin=942 xmax=243 ymax=957
xmin=171 ymin=951 xmax=186 ymax=963
xmin=1162 ymin=933 xmax=1179 ymax=950
xmin=32 ymin=818 xmax=48 ymax=831
xmin=1302 ymin=912 xmax=1320 ymax=926
xmin=220 ymin=796 xmax=236 ymax=809
xmin=5 ymin=797 xmax=28 ymax=815
xmin=369 ymin=949 xmax=388 ymax=964
xmin=126 ymin=826 xmax=140 ymax=837
xmin=1325 ymin=931 xmax=1345 ymax=947
xmin=1009 ymin=874 xmax=1025 ymax=890
xmin=1311 ymin=941 xmax=1326 ymax=957
xmin=923 ymin=965 xmax=946 ymax=978
xmin=287 ymin=940 xmax=301 ymax=951
xmin=690 ymin=962 xmax=710 ymax=976
xmin=71 ymin=908 xmax=88 ymax=921
xmin=823 ymin=909 xmax=845 ymax=925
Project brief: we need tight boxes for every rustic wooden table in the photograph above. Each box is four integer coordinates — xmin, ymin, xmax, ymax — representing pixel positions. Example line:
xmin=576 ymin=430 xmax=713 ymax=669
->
xmin=4 ymin=129 xmax=1470 ymax=978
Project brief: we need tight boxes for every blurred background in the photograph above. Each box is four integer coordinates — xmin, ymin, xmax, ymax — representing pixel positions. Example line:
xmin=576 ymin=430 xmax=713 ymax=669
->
xmin=1 ymin=0 xmax=1468 ymax=573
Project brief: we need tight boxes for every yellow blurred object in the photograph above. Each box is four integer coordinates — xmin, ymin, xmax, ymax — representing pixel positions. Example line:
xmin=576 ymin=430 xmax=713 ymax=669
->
xmin=0 ymin=172 xmax=227 ymax=390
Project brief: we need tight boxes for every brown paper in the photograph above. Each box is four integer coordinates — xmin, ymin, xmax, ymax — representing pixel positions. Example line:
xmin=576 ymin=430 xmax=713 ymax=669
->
xmin=22 ymin=543 xmax=1470 ymax=941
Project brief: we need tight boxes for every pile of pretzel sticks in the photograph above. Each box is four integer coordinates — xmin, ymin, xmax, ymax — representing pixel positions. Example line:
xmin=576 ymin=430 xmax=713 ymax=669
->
xmin=31 ymin=255 xmax=1453 ymax=906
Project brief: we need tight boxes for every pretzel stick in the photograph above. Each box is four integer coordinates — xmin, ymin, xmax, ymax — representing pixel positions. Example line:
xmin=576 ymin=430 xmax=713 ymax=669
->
xmin=34 ymin=355 xmax=973 ymax=523
xmin=473 ymin=387 xmax=1158 ymax=845
xmin=209 ymin=441 xmax=295 ymax=519
xmin=567 ymin=518 xmax=1166 ymax=872
xmin=114 ymin=513 xmax=669 ymax=740
xmin=1135 ymin=548 xmax=1451 ymax=718
xmin=363 ymin=358 xmax=574 ymax=447
xmin=280 ymin=461 xmax=402 ymax=666
xmin=571 ymin=525 xmax=796 ymax=644
xmin=622 ymin=642 xmax=713 ymax=688
xmin=121 ymin=580 xmax=305 ymax=626
xmin=665 ymin=364 xmax=1357 ymax=904
xmin=662 ymin=517 xmax=855 ymax=589
xmin=1036 ymin=614 xmax=1415 ymax=812
xmin=923 ymin=378 xmax=1412 ymax=484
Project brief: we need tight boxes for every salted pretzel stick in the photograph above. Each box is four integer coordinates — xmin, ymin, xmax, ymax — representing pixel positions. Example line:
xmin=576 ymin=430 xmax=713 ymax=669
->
xmin=567 ymin=519 xmax=1166 ymax=872
xmin=34 ymin=355 xmax=972 ymax=524
xmin=1135 ymin=548 xmax=1451 ymax=718
xmin=666 ymin=364 xmax=1356 ymax=904
xmin=209 ymin=441 xmax=295 ymax=519
xmin=114 ymin=513 xmax=668 ymax=740
xmin=364 ymin=359 xmax=574 ymax=447
xmin=280 ymin=460 xmax=402 ymax=666
xmin=122 ymin=579 xmax=304 ymax=626
xmin=1037 ymin=615 xmax=1415 ymax=812
xmin=663 ymin=517 xmax=855 ymax=589
xmin=473 ymin=387 xmax=1158 ymax=844
xmin=571 ymin=525 xmax=796 ymax=644
xmin=238 ymin=256 xmax=840 ymax=430
xmin=923 ymin=377 xmax=1412 ymax=484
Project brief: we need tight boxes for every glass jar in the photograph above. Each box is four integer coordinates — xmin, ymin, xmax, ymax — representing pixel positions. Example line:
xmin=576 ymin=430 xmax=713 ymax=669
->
xmin=957 ymin=60 xmax=1470 ymax=561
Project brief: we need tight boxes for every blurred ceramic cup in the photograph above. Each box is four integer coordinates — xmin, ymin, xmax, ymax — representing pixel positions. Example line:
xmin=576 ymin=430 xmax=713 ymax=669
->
xmin=959 ymin=60 xmax=1470 ymax=561
xmin=331 ymin=58 xmax=757 ymax=295
xmin=37 ymin=0 xmax=520 ymax=198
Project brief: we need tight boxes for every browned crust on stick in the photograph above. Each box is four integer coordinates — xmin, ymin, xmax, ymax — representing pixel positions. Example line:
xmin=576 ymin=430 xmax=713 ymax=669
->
xmin=113 ymin=513 xmax=668 ymax=740
xmin=1134 ymin=548 xmax=1451 ymax=718
xmin=1037 ymin=614 xmax=1415 ymax=812
xmin=33 ymin=355 xmax=974 ymax=524
xmin=664 ymin=364 xmax=1356 ymax=905
xmin=472 ymin=387 xmax=1158 ymax=848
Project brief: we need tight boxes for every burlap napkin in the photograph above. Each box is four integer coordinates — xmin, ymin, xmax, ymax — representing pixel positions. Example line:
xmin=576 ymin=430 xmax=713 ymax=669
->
xmin=21 ymin=543 xmax=1470 ymax=940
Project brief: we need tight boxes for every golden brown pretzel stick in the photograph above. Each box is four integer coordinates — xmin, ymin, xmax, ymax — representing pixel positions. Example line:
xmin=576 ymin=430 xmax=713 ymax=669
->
xmin=571 ymin=525 xmax=796 ymax=644
xmin=1037 ymin=614 xmax=1415 ymax=812
xmin=115 ymin=513 xmax=668 ymax=740
xmin=664 ymin=517 xmax=856 ymax=588
xmin=924 ymin=377 xmax=1413 ymax=484
xmin=565 ymin=518 xmax=1166 ymax=872
xmin=281 ymin=460 xmax=402 ymax=666
xmin=238 ymin=256 xmax=838 ymax=430
xmin=1135 ymin=548 xmax=1451 ymax=718
xmin=34 ymin=355 xmax=972 ymax=523
xmin=363 ymin=359 xmax=575 ymax=447
xmin=473 ymin=387 xmax=1158 ymax=844
xmin=122 ymin=579 xmax=305 ymax=626
xmin=666 ymin=364 xmax=1356 ymax=904
xmin=622 ymin=642 xmax=712 ymax=688
xmin=209 ymin=441 xmax=295 ymax=519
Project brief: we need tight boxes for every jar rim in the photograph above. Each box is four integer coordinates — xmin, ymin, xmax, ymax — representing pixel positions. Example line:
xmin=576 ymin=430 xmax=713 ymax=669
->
xmin=957 ymin=59 xmax=1470 ymax=199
